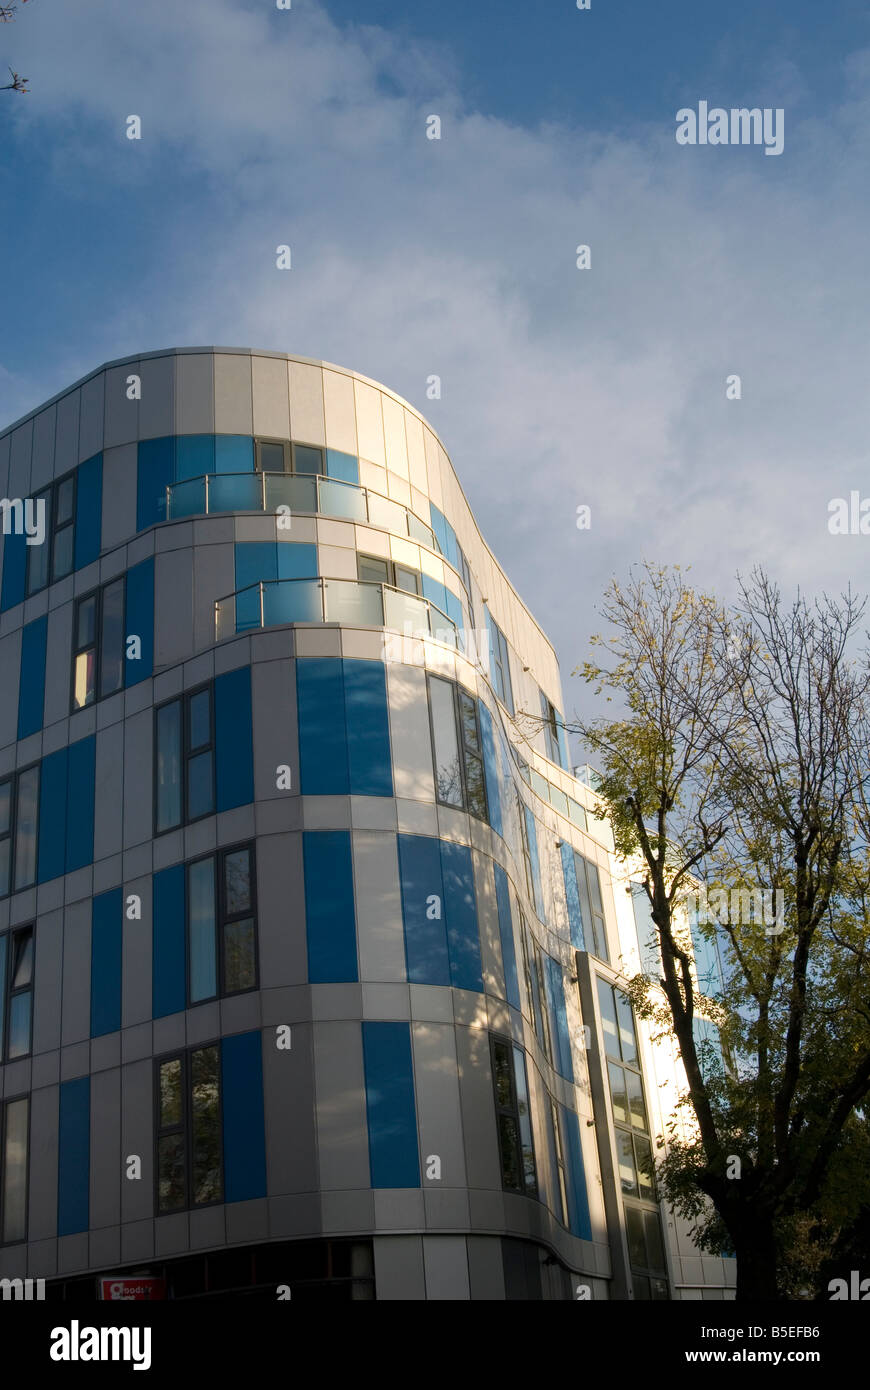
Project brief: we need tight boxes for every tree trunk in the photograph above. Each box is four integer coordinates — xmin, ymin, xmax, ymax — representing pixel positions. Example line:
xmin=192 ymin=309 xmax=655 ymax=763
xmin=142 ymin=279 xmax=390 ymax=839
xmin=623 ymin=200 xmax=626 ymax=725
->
xmin=734 ymin=1218 xmax=781 ymax=1301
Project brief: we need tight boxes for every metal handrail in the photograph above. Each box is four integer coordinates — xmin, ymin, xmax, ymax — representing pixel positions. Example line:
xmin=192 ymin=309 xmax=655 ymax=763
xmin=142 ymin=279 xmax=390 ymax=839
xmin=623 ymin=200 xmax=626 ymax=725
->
xmin=167 ymin=470 xmax=440 ymax=557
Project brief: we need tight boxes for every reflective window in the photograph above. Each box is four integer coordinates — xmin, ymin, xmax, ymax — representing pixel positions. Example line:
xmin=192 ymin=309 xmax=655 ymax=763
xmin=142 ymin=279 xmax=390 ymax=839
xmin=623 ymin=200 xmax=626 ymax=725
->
xmin=72 ymin=576 xmax=130 ymax=711
xmin=490 ymin=1035 xmax=537 ymax=1196
xmin=155 ymin=686 xmax=214 ymax=834
xmin=540 ymin=690 xmax=561 ymax=764
xmin=427 ymin=675 xmax=462 ymax=809
xmin=357 ymin=554 xmax=422 ymax=596
xmin=292 ymin=444 xmax=324 ymax=476
xmin=26 ymin=488 xmax=51 ymax=595
xmin=486 ymin=612 xmax=514 ymax=714
xmin=156 ymin=1045 xmax=224 ymax=1214
xmin=1 ymin=1097 xmax=29 ymax=1244
xmin=13 ymin=768 xmax=38 ymax=892
xmin=187 ymin=844 xmax=257 ymax=1006
xmin=255 ymin=439 xmax=289 ymax=473
xmin=0 ymin=780 xmax=11 ymax=899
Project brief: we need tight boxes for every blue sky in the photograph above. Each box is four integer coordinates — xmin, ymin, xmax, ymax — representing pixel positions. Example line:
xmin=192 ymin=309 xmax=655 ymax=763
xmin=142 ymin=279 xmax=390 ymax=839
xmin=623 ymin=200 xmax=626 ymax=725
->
xmin=2 ymin=0 xmax=869 ymax=723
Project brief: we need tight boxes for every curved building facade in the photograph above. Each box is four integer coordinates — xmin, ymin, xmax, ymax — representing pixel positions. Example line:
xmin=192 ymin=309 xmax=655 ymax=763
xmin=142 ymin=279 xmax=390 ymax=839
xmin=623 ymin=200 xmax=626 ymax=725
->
xmin=0 ymin=349 xmax=735 ymax=1301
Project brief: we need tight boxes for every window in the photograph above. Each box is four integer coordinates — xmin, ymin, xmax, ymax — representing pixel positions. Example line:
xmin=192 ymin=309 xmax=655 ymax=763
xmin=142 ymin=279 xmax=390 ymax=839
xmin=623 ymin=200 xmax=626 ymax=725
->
xmin=255 ymin=438 xmax=290 ymax=473
xmin=596 ymin=978 xmax=667 ymax=1296
xmin=188 ymin=844 xmax=258 ymax=1004
xmin=0 ymin=767 xmax=40 ymax=900
xmin=550 ymin=1099 xmax=570 ymax=1227
xmin=631 ymin=884 xmax=661 ymax=976
xmin=566 ymin=850 xmax=609 ymax=961
xmin=625 ymin=1207 xmax=669 ymax=1300
xmin=26 ymin=471 xmax=76 ymax=595
xmin=155 ymin=685 xmax=215 ymax=833
xmin=519 ymin=915 xmax=552 ymax=1065
xmin=0 ymin=1096 xmax=29 ymax=1244
xmin=540 ymin=691 xmax=561 ymax=765
xmin=427 ymin=676 xmax=488 ymax=822
xmin=490 ymin=1035 xmax=537 ymax=1196
xmin=357 ymin=554 xmax=421 ymax=595
xmin=254 ymin=440 xmax=326 ymax=476
xmin=156 ymin=1044 xmax=223 ymax=1214
xmin=0 ymin=927 xmax=33 ymax=1061
xmin=71 ymin=577 xmax=127 ymax=710
xmin=456 ymin=543 xmax=472 ymax=597
xmin=486 ymin=612 xmax=514 ymax=714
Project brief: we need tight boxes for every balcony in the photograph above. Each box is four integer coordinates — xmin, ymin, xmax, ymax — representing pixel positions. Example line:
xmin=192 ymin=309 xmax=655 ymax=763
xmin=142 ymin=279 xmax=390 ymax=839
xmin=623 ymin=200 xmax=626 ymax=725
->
xmin=167 ymin=472 xmax=439 ymax=551
xmin=215 ymin=576 xmax=459 ymax=643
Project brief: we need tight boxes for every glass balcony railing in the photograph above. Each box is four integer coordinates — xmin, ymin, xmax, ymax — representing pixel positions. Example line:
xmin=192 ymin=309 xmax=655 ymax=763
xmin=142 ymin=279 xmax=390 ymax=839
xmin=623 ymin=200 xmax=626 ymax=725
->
xmin=215 ymin=576 xmax=459 ymax=644
xmin=167 ymin=471 xmax=438 ymax=552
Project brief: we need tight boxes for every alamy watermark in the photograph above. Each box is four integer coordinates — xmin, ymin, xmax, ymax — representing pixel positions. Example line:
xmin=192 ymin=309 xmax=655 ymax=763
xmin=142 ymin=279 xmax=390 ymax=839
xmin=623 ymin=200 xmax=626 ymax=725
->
xmin=683 ymin=886 xmax=786 ymax=936
xmin=675 ymin=102 xmax=784 ymax=156
xmin=0 ymin=496 xmax=46 ymax=546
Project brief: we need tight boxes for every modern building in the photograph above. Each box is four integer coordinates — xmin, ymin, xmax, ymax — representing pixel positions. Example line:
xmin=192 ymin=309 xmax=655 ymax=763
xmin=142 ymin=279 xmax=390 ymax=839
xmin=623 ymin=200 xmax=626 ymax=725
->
xmin=0 ymin=348 xmax=735 ymax=1300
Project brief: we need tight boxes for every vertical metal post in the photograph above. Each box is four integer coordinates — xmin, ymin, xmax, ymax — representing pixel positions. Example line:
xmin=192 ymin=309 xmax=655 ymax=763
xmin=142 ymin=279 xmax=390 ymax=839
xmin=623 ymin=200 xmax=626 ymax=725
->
xmin=259 ymin=581 xmax=265 ymax=630
xmin=204 ymin=473 xmax=210 ymax=515
xmin=261 ymin=469 xmax=267 ymax=512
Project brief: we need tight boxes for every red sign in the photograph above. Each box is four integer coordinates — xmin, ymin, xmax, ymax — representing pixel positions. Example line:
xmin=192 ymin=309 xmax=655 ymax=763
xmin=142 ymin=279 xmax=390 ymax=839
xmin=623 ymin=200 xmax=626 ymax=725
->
xmin=98 ymin=1277 xmax=166 ymax=1301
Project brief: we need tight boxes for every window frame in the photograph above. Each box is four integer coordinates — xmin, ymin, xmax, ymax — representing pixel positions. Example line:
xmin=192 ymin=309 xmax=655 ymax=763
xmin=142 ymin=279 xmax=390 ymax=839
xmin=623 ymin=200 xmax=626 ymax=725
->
xmin=0 ymin=1092 xmax=30 ymax=1246
xmin=254 ymin=438 xmax=291 ymax=474
xmin=487 ymin=614 xmax=514 ymax=714
xmin=70 ymin=576 xmax=129 ymax=713
xmin=0 ymin=925 xmax=34 ymax=1062
xmin=154 ymin=682 xmax=216 ymax=835
xmin=489 ymin=1033 xmax=537 ymax=1198
xmin=186 ymin=842 xmax=259 ymax=1007
xmin=6 ymin=762 xmax=40 ymax=897
xmin=154 ymin=1042 xmax=224 ymax=1216
xmin=540 ymin=691 xmax=561 ymax=764
xmin=357 ymin=553 xmax=421 ymax=596
xmin=0 ymin=775 xmax=12 ymax=901
xmin=426 ymin=674 xmax=489 ymax=823
xmin=291 ymin=441 xmax=326 ymax=477
xmin=26 ymin=469 xmax=77 ymax=596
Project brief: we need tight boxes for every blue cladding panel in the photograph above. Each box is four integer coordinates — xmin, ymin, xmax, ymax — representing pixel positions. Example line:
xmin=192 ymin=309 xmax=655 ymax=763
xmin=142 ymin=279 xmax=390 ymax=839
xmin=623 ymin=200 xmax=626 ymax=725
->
xmin=545 ymin=954 xmax=574 ymax=1081
xmin=326 ymin=449 xmax=359 ymax=484
xmin=137 ymin=437 xmax=175 ymax=530
xmin=17 ymin=615 xmax=48 ymax=738
xmin=440 ymin=840 xmax=483 ymax=992
xmin=153 ymin=863 xmax=186 ymax=1018
xmin=234 ymin=541 xmax=277 ymax=593
xmin=276 ymin=542 xmax=317 ymax=580
xmin=1 ymin=529 xmax=26 ymax=611
xmin=493 ymin=863 xmax=520 ymax=1009
xmin=125 ymin=556 xmax=154 ymax=686
xmin=478 ymin=703 xmax=503 ymax=838
xmin=175 ymin=434 xmax=215 ymax=482
xmin=57 ymin=1077 xmax=90 ymax=1236
xmin=398 ymin=834 xmax=448 ymax=985
xmin=303 ymin=831 xmax=358 ymax=983
xmin=524 ymin=805 xmax=546 ymax=920
xmin=65 ymin=736 xmax=96 ymax=873
xmin=221 ymin=1031 xmax=268 ymax=1202
xmin=37 ymin=748 xmax=68 ymax=883
xmin=561 ymin=843 xmax=586 ymax=951
xmin=297 ymin=659 xmax=348 ymax=795
xmin=215 ymin=435 xmax=255 ymax=473
xmin=343 ymin=659 xmax=392 ymax=797
xmin=362 ymin=1021 xmax=421 ymax=1188
xmin=214 ymin=666 xmax=254 ymax=811
xmin=561 ymin=1106 xmax=592 ymax=1239
xmin=74 ymin=453 xmax=103 ymax=571
xmin=90 ymin=888 xmax=123 ymax=1037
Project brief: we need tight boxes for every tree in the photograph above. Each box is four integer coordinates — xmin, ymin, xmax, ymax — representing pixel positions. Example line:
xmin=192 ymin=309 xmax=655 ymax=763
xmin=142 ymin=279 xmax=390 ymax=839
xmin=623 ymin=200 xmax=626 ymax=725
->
xmin=573 ymin=563 xmax=870 ymax=1300
xmin=1 ymin=0 xmax=30 ymax=94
